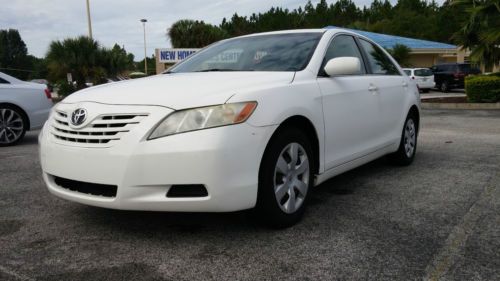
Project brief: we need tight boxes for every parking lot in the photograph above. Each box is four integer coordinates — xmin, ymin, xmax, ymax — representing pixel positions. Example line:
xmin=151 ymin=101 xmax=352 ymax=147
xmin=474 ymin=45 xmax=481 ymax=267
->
xmin=1 ymin=109 xmax=499 ymax=280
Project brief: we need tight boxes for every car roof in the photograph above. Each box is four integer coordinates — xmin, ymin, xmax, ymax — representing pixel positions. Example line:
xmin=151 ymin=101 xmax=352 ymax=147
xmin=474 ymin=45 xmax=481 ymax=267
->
xmin=0 ymin=71 xmax=22 ymax=84
xmin=229 ymin=28 xmax=382 ymax=50
xmin=236 ymin=29 xmax=326 ymax=38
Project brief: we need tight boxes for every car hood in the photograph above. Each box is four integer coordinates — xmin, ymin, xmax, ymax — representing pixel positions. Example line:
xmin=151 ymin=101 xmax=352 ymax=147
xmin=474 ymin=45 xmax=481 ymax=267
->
xmin=62 ymin=72 xmax=295 ymax=110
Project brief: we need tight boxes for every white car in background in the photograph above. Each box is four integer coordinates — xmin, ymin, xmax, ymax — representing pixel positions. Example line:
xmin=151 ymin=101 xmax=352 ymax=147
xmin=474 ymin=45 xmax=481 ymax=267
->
xmin=0 ymin=72 xmax=53 ymax=146
xmin=40 ymin=29 xmax=420 ymax=227
xmin=403 ymin=68 xmax=435 ymax=93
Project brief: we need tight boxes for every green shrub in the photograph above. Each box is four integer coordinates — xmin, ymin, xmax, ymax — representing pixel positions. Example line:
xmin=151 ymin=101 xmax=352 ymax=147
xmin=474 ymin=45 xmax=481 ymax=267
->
xmin=56 ymin=81 xmax=77 ymax=97
xmin=465 ymin=75 xmax=500 ymax=103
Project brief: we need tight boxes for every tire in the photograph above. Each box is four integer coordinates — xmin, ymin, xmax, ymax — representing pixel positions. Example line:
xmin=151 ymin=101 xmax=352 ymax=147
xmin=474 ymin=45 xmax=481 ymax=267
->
xmin=389 ymin=112 xmax=418 ymax=166
xmin=0 ymin=105 xmax=27 ymax=147
xmin=440 ymin=81 xmax=449 ymax=92
xmin=255 ymin=127 xmax=314 ymax=228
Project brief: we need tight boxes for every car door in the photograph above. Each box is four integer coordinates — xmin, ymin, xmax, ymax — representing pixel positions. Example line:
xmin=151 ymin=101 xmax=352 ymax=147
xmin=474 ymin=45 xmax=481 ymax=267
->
xmin=357 ymin=39 xmax=407 ymax=144
xmin=316 ymin=34 xmax=381 ymax=170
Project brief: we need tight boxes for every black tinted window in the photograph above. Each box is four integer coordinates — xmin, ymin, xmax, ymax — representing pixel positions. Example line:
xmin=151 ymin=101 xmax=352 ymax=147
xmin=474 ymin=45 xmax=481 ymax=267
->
xmin=321 ymin=35 xmax=365 ymax=75
xmin=459 ymin=64 xmax=481 ymax=74
xmin=359 ymin=39 xmax=399 ymax=75
xmin=0 ymin=77 xmax=9 ymax=84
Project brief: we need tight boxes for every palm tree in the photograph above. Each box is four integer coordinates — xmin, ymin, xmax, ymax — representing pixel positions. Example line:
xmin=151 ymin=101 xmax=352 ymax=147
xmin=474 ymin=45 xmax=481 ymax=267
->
xmin=168 ymin=20 xmax=227 ymax=48
xmin=46 ymin=36 xmax=106 ymax=89
xmin=387 ymin=44 xmax=412 ymax=67
xmin=452 ymin=0 xmax=500 ymax=69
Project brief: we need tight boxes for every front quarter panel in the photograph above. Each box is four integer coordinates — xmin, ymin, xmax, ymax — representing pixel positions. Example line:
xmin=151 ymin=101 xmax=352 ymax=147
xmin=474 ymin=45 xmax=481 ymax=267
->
xmin=226 ymin=76 xmax=326 ymax=173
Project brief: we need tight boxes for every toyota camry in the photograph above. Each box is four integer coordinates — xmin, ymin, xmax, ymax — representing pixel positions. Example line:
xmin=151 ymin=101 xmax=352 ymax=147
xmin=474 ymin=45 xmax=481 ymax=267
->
xmin=39 ymin=28 xmax=420 ymax=227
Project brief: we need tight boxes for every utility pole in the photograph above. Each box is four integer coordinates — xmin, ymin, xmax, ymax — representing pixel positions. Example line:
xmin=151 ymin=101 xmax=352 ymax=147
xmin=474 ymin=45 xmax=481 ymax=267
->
xmin=140 ymin=19 xmax=148 ymax=75
xmin=86 ymin=0 xmax=93 ymax=39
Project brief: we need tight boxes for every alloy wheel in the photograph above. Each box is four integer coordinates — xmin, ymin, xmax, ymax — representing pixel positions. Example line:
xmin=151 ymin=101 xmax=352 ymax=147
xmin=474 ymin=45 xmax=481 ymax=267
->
xmin=0 ymin=108 xmax=24 ymax=145
xmin=273 ymin=142 xmax=310 ymax=214
xmin=404 ymin=119 xmax=416 ymax=158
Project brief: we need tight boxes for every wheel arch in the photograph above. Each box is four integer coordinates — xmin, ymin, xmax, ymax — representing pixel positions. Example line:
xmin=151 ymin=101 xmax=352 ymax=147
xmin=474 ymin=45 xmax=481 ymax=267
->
xmin=262 ymin=115 xmax=320 ymax=176
xmin=408 ymin=104 xmax=420 ymax=132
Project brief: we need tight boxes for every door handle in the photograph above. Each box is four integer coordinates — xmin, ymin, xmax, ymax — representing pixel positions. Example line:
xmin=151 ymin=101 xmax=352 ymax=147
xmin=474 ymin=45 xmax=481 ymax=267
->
xmin=402 ymin=82 xmax=408 ymax=88
xmin=368 ymin=85 xmax=378 ymax=92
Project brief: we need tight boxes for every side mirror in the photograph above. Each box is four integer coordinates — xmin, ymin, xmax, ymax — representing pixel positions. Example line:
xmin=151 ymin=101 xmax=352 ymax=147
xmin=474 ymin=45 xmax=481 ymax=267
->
xmin=324 ymin=57 xmax=361 ymax=76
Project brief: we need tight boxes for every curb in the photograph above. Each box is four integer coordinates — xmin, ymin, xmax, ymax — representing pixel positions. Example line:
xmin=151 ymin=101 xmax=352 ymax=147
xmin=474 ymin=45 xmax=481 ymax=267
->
xmin=421 ymin=102 xmax=500 ymax=110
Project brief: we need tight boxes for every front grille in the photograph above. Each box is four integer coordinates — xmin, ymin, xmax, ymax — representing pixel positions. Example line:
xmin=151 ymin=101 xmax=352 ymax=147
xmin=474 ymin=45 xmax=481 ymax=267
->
xmin=54 ymin=176 xmax=117 ymax=198
xmin=50 ymin=111 xmax=148 ymax=147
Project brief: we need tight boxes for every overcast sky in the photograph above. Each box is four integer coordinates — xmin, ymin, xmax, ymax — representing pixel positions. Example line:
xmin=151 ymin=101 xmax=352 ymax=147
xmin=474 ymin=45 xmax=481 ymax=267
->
xmin=1 ymin=0 xmax=444 ymax=60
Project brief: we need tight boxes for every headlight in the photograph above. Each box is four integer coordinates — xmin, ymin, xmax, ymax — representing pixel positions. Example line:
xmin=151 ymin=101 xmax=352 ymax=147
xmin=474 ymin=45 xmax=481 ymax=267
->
xmin=148 ymin=101 xmax=257 ymax=139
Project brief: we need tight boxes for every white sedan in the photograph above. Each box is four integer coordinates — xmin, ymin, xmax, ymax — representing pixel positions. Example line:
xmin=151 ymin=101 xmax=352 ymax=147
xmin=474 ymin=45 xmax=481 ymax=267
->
xmin=0 ymin=72 xmax=53 ymax=146
xmin=39 ymin=29 xmax=420 ymax=227
xmin=403 ymin=68 xmax=435 ymax=93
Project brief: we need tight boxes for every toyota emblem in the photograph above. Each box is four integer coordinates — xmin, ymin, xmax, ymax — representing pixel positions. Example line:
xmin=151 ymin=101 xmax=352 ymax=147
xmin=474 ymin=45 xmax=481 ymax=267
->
xmin=71 ymin=108 xmax=87 ymax=126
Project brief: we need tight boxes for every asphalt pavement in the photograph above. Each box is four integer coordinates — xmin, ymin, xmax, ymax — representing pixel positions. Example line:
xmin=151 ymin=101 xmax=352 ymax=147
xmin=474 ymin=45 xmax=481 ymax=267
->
xmin=1 ymin=109 xmax=499 ymax=281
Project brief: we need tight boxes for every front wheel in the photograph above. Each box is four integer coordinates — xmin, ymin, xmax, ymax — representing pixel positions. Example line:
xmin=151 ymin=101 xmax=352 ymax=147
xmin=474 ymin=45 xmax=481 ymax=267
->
xmin=256 ymin=128 xmax=314 ymax=228
xmin=389 ymin=113 xmax=418 ymax=166
xmin=0 ymin=105 xmax=27 ymax=147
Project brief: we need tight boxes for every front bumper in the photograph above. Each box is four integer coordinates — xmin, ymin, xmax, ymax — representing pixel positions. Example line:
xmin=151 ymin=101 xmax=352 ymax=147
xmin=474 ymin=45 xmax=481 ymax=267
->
xmin=39 ymin=102 xmax=276 ymax=212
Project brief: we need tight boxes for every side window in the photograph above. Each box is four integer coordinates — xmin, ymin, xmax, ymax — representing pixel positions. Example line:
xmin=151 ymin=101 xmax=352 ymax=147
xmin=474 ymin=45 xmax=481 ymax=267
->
xmin=320 ymin=35 xmax=365 ymax=75
xmin=359 ymin=39 xmax=400 ymax=75
xmin=0 ymin=77 xmax=10 ymax=84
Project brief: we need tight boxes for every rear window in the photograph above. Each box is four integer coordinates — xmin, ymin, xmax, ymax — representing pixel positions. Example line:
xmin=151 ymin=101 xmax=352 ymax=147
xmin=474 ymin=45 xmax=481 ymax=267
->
xmin=414 ymin=69 xmax=433 ymax=76
xmin=0 ymin=77 xmax=10 ymax=84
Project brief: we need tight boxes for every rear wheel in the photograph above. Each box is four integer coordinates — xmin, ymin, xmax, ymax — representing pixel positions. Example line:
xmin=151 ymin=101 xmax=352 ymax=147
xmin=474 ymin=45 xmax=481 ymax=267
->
xmin=389 ymin=113 xmax=418 ymax=166
xmin=440 ymin=81 xmax=449 ymax=92
xmin=0 ymin=105 xmax=27 ymax=146
xmin=256 ymin=128 xmax=314 ymax=228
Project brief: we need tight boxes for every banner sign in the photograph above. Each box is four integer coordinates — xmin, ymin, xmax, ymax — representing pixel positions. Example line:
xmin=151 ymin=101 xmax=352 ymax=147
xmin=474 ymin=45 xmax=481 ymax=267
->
xmin=158 ymin=48 xmax=200 ymax=63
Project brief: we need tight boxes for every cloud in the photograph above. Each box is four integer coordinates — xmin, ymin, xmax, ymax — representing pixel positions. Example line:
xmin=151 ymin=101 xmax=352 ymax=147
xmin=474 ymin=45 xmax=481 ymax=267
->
xmin=0 ymin=0 xmax=443 ymax=59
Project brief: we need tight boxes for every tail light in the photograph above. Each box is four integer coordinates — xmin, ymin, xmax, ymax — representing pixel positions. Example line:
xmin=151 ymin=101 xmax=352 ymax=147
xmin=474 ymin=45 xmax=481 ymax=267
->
xmin=44 ymin=88 xmax=52 ymax=99
xmin=453 ymin=72 xmax=465 ymax=78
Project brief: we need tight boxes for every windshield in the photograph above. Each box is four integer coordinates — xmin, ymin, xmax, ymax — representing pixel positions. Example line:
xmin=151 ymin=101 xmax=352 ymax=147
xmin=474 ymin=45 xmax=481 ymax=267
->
xmin=169 ymin=33 xmax=323 ymax=73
